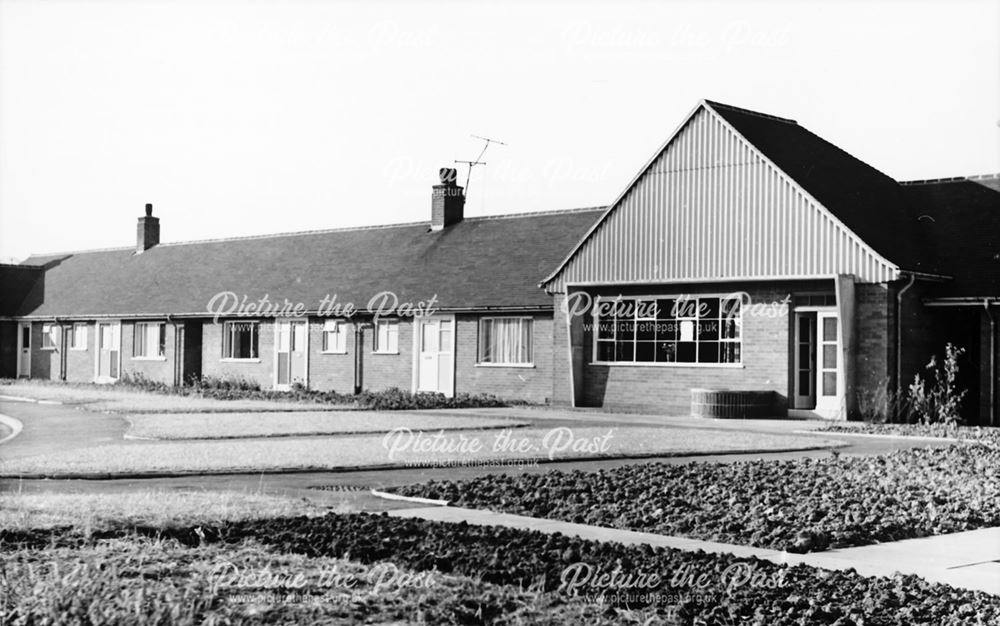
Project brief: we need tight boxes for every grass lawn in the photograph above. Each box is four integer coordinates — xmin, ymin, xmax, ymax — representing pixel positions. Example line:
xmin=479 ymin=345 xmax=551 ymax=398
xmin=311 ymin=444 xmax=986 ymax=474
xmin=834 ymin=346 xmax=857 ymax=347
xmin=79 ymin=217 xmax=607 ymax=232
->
xmin=126 ymin=411 xmax=528 ymax=439
xmin=0 ymin=381 xmax=352 ymax=413
xmin=3 ymin=491 xmax=997 ymax=625
xmin=0 ymin=426 xmax=842 ymax=476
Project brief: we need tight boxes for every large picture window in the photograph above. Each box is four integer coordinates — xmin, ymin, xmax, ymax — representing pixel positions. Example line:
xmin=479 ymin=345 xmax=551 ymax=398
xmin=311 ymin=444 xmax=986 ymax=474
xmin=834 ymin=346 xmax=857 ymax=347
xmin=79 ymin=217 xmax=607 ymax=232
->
xmin=133 ymin=322 xmax=166 ymax=358
xmin=479 ymin=317 xmax=533 ymax=365
xmin=223 ymin=321 xmax=259 ymax=359
xmin=594 ymin=296 xmax=741 ymax=365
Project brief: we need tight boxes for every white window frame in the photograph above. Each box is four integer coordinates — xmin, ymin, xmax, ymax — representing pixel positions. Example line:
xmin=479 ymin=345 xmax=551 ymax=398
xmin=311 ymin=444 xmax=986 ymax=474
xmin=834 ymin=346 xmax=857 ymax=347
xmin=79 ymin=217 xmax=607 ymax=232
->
xmin=133 ymin=322 xmax=166 ymax=360
xmin=40 ymin=323 xmax=57 ymax=351
xmin=477 ymin=316 xmax=534 ymax=367
xmin=591 ymin=293 xmax=743 ymax=368
xmin=372 ymin=319 xmax=399 ymax=354
xmin=222 ymin=320 xmax=261 ymax=361
xmin=70 ymin=323 xmax=88 ymax=351
xmin=321 ymin=319 xmax=348 ymax=354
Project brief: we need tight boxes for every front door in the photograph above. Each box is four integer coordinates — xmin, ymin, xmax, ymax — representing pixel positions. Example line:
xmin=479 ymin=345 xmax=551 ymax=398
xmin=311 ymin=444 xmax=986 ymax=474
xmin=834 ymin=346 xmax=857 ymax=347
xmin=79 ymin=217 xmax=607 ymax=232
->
xmin=16 ymin=323 xmax=31 ymax=378
xmin=793 ymin=313 xmax=816 ymax=409
xmin=95 ymin=322 xmax=121 ymax=383
xmin=416 ymin=317 xmax=454 ymax=396
xmin=815 ymin=311 xmax=841 ymax=416
xmin=275 ymin=320 xmax=308 ymax=390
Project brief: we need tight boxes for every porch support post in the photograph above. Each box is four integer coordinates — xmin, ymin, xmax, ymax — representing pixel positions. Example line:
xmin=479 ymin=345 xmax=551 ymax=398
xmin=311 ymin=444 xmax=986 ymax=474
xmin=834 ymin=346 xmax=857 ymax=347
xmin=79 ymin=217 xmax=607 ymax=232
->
xmin=835 ymin=274 xmax=857 ymax=420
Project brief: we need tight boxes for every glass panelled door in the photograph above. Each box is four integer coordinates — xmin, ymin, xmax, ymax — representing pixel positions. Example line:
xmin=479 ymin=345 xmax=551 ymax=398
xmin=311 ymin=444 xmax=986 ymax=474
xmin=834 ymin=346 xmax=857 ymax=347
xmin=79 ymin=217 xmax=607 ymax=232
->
xmin=417 ymin=317 xmax=454 ymax=396
xmin=815 ymin=312 xmax=841 ymax=415
xmin=275 ymin=320 xmax=307 ymax=390
xmin=17 ymin=323 xmax=31 ymax=378
xmin=793 ymin=313 xmax=816 ymax=409
xmin=95 ymin=322 xmax=120 ymax=383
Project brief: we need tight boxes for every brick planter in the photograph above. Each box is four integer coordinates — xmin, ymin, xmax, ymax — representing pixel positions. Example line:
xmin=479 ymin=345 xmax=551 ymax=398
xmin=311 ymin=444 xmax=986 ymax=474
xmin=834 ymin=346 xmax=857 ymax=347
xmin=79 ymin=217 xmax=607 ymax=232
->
xmin=690 ymin=388 xmax=776 ymax=419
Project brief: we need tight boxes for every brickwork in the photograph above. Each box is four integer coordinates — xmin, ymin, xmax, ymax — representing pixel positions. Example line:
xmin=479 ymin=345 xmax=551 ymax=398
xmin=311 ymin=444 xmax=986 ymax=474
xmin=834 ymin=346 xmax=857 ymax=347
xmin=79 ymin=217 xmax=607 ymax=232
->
xmin=453 ymin=313 xmax=553 ymax=403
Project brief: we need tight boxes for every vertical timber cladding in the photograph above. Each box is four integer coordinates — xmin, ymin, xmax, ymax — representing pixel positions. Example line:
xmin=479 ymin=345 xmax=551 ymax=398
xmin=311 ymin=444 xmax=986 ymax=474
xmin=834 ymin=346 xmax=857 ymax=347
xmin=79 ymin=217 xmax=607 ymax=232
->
xmin=546 ymin=104 xmax=899 ymax=291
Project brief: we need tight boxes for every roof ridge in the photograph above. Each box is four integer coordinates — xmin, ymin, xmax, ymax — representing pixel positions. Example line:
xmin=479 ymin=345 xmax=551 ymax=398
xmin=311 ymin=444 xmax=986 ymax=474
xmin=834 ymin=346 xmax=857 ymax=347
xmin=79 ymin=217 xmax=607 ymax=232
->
xmin=900 ymin=173 xmax=1000 ymax=186
xmin=22 ymin=206 xmax=607 ymax=258
xmin=703 ymin=99 xmax=798 ymax=125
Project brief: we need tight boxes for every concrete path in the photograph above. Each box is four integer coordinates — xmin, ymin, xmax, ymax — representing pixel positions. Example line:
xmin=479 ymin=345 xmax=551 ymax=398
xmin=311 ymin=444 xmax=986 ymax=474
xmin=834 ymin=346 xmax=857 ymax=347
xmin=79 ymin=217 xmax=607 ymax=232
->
xmin=388 ymin=506 xmax=1000 ymax=595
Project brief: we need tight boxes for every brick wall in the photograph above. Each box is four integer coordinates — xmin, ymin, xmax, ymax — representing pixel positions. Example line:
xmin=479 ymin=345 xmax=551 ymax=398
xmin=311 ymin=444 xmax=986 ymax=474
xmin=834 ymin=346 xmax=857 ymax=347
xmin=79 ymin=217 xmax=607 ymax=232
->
xmin=358 ymin=318 xmax=413 ymax=392
xmin=308 ymin=319 xmax=355 ymax=393
xmin=453 ymin=313 xmax=554 ymax=403
xmin=29 ymin=322 xmax=58 ymax=379
xmin=119 ymin=320 xmax=175 ymax=384
xmin=64 ymin=322 xmax=95 ymax=383
xmin=201 ymin=319 xmax=276 ymax=389
xmin=550 ymin=282 xmax=853 ymax=414
xmin=854 ymin=283 xmax=892 ymax=396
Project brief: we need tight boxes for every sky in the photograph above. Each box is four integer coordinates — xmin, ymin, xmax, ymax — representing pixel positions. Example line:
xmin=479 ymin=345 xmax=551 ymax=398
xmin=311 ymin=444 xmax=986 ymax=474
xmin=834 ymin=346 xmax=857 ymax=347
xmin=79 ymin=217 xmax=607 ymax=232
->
xmin=0 ymin=0 xmax=997 ymax=262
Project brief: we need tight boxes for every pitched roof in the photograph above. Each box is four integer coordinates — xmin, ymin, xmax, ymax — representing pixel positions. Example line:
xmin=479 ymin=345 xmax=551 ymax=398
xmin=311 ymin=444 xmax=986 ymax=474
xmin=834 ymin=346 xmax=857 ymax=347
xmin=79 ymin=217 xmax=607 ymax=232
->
xmin=900 ymin=175 xmax=1000 ymax=297
xmin=12 ymin=208 xmax=604 ymax=318
xmin=705 ymin=100 xmax=935 ymax=274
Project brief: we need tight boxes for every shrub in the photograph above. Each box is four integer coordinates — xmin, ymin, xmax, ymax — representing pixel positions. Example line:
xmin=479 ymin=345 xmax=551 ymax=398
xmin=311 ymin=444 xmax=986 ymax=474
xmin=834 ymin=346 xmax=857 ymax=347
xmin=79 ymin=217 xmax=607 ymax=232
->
xmin=907 ymin=344 xmax=968 ymax=426
xmin=856 ymin=378 xmax=908 ymax=424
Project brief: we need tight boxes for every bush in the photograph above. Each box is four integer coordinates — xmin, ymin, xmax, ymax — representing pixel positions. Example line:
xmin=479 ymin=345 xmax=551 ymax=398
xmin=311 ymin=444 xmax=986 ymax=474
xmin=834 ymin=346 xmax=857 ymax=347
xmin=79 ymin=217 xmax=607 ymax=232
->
xmin=908 ymin=344 xmax=968 ymax=426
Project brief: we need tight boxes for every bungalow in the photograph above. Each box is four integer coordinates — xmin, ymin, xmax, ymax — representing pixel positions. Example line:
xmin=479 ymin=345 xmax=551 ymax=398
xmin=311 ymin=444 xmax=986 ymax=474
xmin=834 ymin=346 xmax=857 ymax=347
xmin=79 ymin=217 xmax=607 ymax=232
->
xmin=2 ymin=99 xmax=999 ymax=424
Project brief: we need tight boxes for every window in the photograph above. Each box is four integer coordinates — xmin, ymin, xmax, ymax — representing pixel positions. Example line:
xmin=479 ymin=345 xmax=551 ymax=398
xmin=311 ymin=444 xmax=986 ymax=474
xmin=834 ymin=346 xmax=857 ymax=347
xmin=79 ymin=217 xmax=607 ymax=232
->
xmin=223 ymin=321 xmax=259 ymax=359
xmin=373 ymin=319 xmax=398 ymax=353
xmin=41 ymin=323 xmax=56 ymax=350
xmin=594 ymin=295 xmax=741 ymax=365
xmin=322 ymin=320 xmax=348 ymax=353
xmin=70 ymin=323 xmax=88 ymax=350
xmin=133 ymin=322 xmax=166 ymax=358
xmin=479 ymin=317 xmax=533 ymax=365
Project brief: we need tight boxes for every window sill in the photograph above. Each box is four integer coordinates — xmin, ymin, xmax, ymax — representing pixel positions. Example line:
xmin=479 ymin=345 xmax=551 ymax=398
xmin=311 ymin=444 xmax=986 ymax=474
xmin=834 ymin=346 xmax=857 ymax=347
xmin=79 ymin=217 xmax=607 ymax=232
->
xmin=591 ymin=361 xmax=745 ymax=369
xmin=131 ymin=356 xmax=167 ymax=361
xmin=40 ymin=347 xmax=56 ymax=352
xmin=371 ymin=351 xmax=399 ymax=355
xmin=320 ymin=351 xmax=348 ymax=355
xmin=70 ymin=347 xmax=88 ymax=352
xmin=475 ymin=363 xmax=535 ymax=369
xmin=221 ymin=358 xmax=262 ymax=363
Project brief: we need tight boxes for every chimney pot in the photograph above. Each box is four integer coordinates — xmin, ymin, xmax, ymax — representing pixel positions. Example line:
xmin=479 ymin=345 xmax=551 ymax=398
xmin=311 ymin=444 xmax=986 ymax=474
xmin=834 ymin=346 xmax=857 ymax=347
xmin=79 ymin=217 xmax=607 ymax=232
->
xmin=145 ymin=203 xmax=153 ymax=217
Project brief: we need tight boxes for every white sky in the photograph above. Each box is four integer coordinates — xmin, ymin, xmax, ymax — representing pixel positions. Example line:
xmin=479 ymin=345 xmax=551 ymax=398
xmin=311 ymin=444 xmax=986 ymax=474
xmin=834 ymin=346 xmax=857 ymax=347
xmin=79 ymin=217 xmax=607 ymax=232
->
xmin=0 ymin=0 xmax=997 ymax=262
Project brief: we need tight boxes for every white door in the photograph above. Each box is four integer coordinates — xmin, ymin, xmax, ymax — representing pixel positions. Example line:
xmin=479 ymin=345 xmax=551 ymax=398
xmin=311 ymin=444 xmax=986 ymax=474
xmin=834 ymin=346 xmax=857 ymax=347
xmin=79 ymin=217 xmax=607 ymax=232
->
xmin=417 ymin=317 xmax=454 ymax=395
xmin=275 ymin=320 xmax=308 ymax=390
xmin=16 ymin=323 xmax=31 ymax=378
xmin=793 ymin=313 xmax=816 ymax=409
xmin=815 ymin=312 xmax=842 ymax=416
xmin=95 ymin=322 xmax=121 ymax=383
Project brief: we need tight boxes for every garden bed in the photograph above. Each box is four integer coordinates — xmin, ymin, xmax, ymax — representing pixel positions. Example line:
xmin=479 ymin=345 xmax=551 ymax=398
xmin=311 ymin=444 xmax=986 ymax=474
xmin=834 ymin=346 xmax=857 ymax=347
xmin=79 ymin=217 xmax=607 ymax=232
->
xmin=819 ymin=423 xmax=1000 ymax=446
xmin=3 ymin=509 xmax=998 ymax=625
xmin=394 ymin=444 xmax=1000 ymax=553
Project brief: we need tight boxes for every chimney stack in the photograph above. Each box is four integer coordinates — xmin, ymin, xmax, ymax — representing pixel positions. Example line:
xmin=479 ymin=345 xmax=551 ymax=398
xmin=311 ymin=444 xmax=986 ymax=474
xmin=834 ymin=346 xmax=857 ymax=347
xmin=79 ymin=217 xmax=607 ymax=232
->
xmin=431 ymin=168 xmax=464 ymax=230
xmin=136 ymin=203 xmax=160 ymax=253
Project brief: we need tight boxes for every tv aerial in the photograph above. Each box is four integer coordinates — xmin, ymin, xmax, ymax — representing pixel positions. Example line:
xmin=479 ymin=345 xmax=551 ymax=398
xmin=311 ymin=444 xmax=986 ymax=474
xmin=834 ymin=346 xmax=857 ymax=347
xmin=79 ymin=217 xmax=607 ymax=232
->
xmin=456 ymin=134 xmax=507 ymax=194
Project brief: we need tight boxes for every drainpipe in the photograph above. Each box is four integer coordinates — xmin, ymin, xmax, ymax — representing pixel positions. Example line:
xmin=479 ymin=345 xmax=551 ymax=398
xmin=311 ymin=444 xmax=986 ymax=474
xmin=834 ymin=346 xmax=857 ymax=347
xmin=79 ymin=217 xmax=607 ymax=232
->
xmin=985 ymin=299 xmax=996 ymax=426
xmin=895 ymin=273 xmax=916 ymax=411
xmin=55 ymin=317 xmax=67 ymax=381
xmin=167 ymin=314 xmax=179 ymax=386
xmin=353 ymin=322 xmax=364 ymax=395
